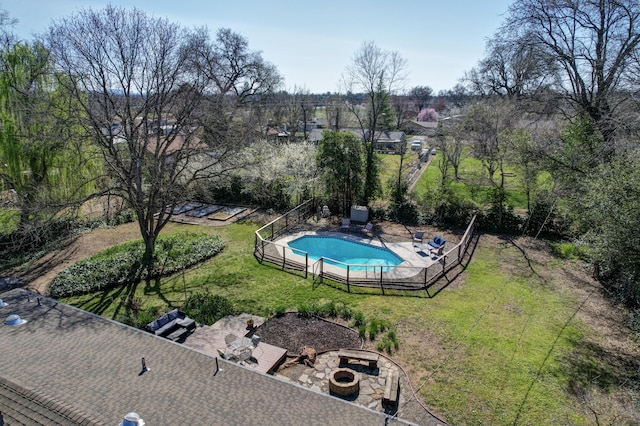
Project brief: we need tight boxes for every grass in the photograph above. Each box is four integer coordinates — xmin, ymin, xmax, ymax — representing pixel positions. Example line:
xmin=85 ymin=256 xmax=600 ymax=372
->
xmin=419 ymin=248 xmax=582 ymax=425
xmin=378 ymin=151 xmax=422 ymax=199
xmin=58 ymin=220 xmax=631 ymax=425
xmin=413 ymin=148 xmax=547 ymax=211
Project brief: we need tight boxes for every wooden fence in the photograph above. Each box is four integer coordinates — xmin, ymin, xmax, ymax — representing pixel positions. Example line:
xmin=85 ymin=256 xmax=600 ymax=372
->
xmin=254 ymin=203 xmax=476 ymax=294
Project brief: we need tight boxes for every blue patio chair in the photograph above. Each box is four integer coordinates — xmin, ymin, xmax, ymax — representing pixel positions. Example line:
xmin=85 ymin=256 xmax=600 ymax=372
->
xmin=427 ymin=235 xmax=446 ymax=250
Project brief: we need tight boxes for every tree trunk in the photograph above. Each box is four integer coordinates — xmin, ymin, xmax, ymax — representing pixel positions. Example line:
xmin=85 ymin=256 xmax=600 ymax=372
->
xmin=142 ymin=232 xmax=156 ymax=281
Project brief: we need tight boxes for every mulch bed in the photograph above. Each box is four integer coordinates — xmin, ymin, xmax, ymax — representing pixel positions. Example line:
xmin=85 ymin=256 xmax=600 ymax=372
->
xmin=255 ymin=312 xmax=361 ymax=354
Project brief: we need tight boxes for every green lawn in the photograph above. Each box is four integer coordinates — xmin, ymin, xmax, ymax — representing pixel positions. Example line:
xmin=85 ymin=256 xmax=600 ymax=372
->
xmin=378 ymin=151 xmax=422 ymax=199
xmin=56 ymin=219 xmax=630 ymax=424
xmin=412 ymin=148 xmax=552 ymax=211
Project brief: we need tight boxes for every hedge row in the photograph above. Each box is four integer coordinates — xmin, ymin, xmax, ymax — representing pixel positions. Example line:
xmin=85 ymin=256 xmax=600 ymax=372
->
xmin=49 ymin=232 xmax=225 ymax=298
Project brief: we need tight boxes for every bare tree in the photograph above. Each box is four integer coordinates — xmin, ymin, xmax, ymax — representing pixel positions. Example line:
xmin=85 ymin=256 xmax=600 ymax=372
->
xmin=436 ymin=118 xmax=465 ymax=181
xmin=45 ymin=6 xmax=280 ymax=269
xmin=340 ymin=41 xmax=407 ymax=204
xmin=463 ymin=100 xmax=520 ymax=228
xmin=190 ymin=27 xmax=282 ymax=145
xmin=409 ymin=85 xmax=433 ymax=111
xmin=465 ymin=32 xmax=557 ymax=100
xmin=0 ymin=7 xmax=16 ymax=48
xmin=504 ymin=0 xmax=640 ymax=144
xmin=440 ymin=84 xmax=470 ymax=110
xmin=390 ymin=93 xmax=414 ymax=130
xmin=324 ymin=93 xmax=348 ymax=131
xmin=280 ymin=86 xmax=314 ymax=141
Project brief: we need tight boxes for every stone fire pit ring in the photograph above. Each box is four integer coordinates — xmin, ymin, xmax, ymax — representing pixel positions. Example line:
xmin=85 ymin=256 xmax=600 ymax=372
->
xmin=329 ymin=367 xmax=360 ymax=396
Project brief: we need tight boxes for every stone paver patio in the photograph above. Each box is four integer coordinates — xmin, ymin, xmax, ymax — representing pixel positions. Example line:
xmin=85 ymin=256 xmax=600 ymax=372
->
xmin=275 ymin=349 xmax=447 ymax=425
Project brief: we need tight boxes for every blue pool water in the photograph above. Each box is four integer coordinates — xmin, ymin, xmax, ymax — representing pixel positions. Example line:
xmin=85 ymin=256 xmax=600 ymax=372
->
xmin=288 ymin=235 xmax=403 ymax=271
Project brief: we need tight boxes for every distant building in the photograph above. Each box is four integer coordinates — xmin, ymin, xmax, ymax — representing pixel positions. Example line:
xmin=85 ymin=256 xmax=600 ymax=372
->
xmin=402 ymin=120 xmax=439 ymax=137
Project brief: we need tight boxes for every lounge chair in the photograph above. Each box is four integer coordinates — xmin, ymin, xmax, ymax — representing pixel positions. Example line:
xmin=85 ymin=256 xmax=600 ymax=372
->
xmin=340 ymin=218 xmax=351 ymax=232
xmin=413 ymin=230 xmax=425 ymax=244
xmin=361 ymin=222 xmax=374 ymax=236
xmin=427 ymin=235 xmax=446 ymax=250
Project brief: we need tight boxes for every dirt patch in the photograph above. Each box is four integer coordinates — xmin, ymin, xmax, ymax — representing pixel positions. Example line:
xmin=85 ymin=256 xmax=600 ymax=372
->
xmin=12 ymin=222 xmax=143 ymax=295
xmin=256 ymin=313 xmax=361 ymax=354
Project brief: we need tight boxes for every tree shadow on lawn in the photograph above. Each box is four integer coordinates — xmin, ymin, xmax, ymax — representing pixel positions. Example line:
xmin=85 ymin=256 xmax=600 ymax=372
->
xmin=512 ymin=287 xmax=640 ymax=424
xmin=554 ymin=337 xmax=640 ymax=424
xmin=561 ymin=339 xmax=639 ymax=396
xmin=143 ymin=274 xmax=174 ymax=307
xmin=75 ymin=282 xmax=132 ymax=317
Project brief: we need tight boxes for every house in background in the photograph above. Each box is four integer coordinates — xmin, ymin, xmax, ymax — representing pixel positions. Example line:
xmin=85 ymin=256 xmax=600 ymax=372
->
xmin=346 ymin=129 xmax=407 ymax=154
xmin=402 ymin=120 xmax=439 ymax=137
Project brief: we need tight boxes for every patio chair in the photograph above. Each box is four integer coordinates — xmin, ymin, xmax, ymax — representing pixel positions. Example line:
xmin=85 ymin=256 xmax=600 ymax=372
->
xmin=340 ymin=218 xmax=351 ymax=232
xmin=361 ymin=222 xmax=374 ymax=236
xmin=429 ymin=245 xmax=444 ymax=258
xmin=413 ymin=230 xmax=425 ymax=244
xmin=427 ymin=235 xmax=446 ymax=250
xmin=224 ymin=333 xmax=238 ymax=345
xmin=321 ymin=205 xmax=331 ymax=218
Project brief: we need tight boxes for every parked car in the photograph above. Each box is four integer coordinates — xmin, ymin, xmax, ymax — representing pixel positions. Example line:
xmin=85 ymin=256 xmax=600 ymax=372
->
xmin=410 ymin=140 xmax=422 ymax=151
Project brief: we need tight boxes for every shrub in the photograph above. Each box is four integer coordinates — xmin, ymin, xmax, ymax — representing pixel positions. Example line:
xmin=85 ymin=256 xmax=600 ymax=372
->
xmin=0 ymin=217 xmax=79 ymax=270
xmin=353 ymin=311 xmax=365 ymax=327
xmin=551 ymin=242 xmax=584 ymax=259
xmin=376 ymin=331 xmax=400 ymax=354
xmin=339 ymin=304 xmax=353 ymax=320
xmin=358 ymin=324 xmax=367 ymax=339
xmin=273 ymin=305 xmax=287 ymax=317
xmin=367 ymin=318 xmax=388 ymax=341
xmin=296 ymin=301 xmax=317 ymax=318
xmin=49 ymin=231 xmax=225 ymax=298
xmin=628 ymin=309 xmax=640 ymax=343
xmin=183 ymin=292 xmax=235 ymax=325
xmin=477 ymin=203 xmax=523 ymax=233
xmin=321 ymin=300 xmax=338 ymax=317
xmin=523 ymin=198 xmax=569 ymax=238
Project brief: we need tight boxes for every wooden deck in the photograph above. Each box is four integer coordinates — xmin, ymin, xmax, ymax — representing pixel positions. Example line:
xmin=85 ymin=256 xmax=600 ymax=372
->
xmin=181 ymin=314 xmax=287 ymax=374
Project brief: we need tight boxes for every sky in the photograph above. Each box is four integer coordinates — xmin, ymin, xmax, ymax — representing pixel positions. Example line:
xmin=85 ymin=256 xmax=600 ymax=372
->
xmin=5 ymin=0 xmax=514 ymax=94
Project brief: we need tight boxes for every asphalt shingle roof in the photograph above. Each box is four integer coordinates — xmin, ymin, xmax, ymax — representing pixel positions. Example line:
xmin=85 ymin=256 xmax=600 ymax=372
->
xmin=0 ymin=289 xmax=412 ymax=425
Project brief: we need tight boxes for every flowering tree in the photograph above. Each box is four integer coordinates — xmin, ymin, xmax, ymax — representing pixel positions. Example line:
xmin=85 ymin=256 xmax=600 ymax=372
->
xmin=417 ymin=107 xmax=438 ymax=122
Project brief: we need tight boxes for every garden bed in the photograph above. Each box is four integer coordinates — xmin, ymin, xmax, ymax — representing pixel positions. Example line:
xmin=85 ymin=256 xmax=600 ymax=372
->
xmin=256 ymin=312 xmax=361 ymax=354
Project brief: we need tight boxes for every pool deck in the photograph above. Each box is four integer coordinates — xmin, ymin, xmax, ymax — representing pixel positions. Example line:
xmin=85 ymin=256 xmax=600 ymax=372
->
xmin=274 ymin=231 xmax=443 ymax=280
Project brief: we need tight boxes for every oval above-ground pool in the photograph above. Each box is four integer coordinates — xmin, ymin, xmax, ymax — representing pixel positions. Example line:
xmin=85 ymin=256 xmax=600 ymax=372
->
xmin=287 ymin=235 xmax=403 ymax=271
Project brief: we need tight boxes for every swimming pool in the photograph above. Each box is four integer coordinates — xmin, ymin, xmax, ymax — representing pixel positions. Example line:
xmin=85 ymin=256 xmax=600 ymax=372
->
xmin=288 ymin=235 xmax=404 ymax=271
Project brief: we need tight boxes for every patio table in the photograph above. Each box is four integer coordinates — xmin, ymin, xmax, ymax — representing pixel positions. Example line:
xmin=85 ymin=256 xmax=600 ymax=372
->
xmin=228 ymin=337 xmax=254 ymax=361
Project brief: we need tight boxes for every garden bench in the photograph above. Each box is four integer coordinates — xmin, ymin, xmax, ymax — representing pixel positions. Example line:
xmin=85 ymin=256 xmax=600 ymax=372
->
xmin=383 ymin=370 xmax=400 ymax=407
xmin=337 ymin=349 xmax=379 ymax=369
xmin=145 ymin=309 xmax=196 ymax=338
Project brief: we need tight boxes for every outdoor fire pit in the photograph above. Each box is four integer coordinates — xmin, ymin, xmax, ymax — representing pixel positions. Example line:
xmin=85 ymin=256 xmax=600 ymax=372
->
xmin=329 ymin=367 xmax=360 ymax=396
